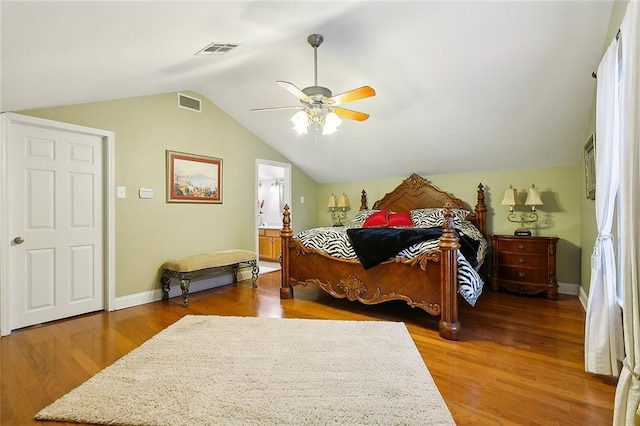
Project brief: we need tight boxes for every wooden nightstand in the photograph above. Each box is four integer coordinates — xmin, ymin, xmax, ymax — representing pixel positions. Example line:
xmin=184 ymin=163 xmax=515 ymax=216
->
xmin=490 ymin=235 xmax=559 ymax=300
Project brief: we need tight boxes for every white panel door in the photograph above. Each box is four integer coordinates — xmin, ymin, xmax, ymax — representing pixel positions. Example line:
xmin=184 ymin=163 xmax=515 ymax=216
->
xmin=8 ymin=122 xmax=104 ymax=330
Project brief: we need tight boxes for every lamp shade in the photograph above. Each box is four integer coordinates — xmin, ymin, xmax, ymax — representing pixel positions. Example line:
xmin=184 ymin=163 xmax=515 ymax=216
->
xmin=322 ymin=112 xmax=342 ymax=135
xmin=501 ymin=186 xmax=519 ymax=206
xmin=337 ymin=193 xmax=350 ymax=209
xmin=291 ymin=111 xmax=309 ymax=134
xmin=327 ymin=194 xmax=337 ymax=209
xmin=525 ymin=184 xmax=543 ymax=206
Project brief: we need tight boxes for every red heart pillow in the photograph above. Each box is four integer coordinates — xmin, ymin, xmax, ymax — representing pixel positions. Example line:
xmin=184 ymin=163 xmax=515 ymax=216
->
xmin=362 ymin=209 xmax=390 ymax=227
xmin=388 ymin=211 xmax=413 ymax=227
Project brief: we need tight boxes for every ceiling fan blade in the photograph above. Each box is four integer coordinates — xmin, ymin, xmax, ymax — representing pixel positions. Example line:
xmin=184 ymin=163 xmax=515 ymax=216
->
xmin=251 ymin=106 xmax=304 ymax=112
xmin=276 ymin=81 xmax=313 ymax=103
xmin=326 ymin=86 xmax=376 ymax=106
xmin=334 ymin=107 xmax=370 ymax=121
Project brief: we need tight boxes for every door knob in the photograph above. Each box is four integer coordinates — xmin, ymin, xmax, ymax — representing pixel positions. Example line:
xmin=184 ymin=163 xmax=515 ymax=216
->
xmin=13 ymin=236 xmax=24 ymax=244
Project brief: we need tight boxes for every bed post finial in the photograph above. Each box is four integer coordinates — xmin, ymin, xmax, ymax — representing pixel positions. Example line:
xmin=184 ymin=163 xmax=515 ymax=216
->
xmin=359 ymin=190 xmax=368 ymax=211
xmin=280 ymin=204 xmax=294 ymax=300
xmin=442 ymin=203 xmax=454 ymax=230
xmin=475 ymin=183 xmax=487 ymax=238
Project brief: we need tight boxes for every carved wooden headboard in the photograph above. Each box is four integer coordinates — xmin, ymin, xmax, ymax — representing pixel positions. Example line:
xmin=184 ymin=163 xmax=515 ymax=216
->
xmin=372 ymin=174 xmax=468 ymax=211
xmin=370 ymin=173 xmax=486 ymax=238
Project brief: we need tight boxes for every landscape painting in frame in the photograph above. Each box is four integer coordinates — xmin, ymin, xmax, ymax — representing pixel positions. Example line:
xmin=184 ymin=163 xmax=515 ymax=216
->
xmin=166 ymin=150 xmax=222 ymax=203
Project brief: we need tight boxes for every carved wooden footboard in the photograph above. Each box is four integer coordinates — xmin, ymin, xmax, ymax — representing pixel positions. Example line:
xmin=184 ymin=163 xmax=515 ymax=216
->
xmin=279 ymin=174 xmax=487 ymax=341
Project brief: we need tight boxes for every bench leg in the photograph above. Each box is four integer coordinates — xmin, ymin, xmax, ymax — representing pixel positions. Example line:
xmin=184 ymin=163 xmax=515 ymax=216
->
xmin=180 ymin=278 xmax=190 ymax=307
xmin=234 ymin=261 xmax=259 ymax=288
xmin=161 ymin=272 xmax=171 ymax=300
xmin=251 ymin=262 xmax=259 ymax=288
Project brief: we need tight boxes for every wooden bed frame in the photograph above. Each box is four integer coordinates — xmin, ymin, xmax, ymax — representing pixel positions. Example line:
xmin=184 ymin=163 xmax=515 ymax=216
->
xmin=279 ymin=173 xmax=487 ymax=340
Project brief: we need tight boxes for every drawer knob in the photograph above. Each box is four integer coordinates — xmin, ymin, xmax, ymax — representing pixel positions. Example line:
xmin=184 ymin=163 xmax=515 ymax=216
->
xmin=518 ymin=272 xmax=526 ymax=278
xmin=518 ymin=257 xmax=525 ymax=264
xmin=518 ymin=244 xmax=525 ymax=250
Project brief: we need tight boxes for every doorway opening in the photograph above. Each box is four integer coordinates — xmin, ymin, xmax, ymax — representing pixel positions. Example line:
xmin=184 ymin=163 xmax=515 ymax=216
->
xmin=256 ymin=159 xmax=291 ymax=273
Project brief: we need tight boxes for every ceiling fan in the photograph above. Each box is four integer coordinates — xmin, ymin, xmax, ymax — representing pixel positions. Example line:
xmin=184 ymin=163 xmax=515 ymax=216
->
xmin=252 ymin=34 xmax=376 ymax=136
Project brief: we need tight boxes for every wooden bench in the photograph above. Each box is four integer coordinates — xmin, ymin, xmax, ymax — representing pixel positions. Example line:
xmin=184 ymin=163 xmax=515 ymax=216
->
xmin=160 ymin=250 xmax=259 ymax=307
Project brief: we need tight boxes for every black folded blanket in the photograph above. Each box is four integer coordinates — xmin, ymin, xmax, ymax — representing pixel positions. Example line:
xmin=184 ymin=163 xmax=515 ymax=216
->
xmin=346 ymin=227 xmax=479 ymax=270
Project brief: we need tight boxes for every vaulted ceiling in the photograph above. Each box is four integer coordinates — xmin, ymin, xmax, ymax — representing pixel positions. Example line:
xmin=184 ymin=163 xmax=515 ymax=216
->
xmin=1 ymin=1 xmax=614 ymax=183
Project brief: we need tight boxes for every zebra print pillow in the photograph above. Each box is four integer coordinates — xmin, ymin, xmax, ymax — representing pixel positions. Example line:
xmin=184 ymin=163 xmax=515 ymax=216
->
xmin=410 ymin=208 xmax=470 ymax=227
xmin=344 ymin=210 xmax=380 ymax=228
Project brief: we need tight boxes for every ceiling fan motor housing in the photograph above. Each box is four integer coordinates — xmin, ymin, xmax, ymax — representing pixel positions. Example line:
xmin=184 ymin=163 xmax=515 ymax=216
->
xmin=307 ymin=34 xmax=323 ymax=48
xmin=302 ymin=86 xmax=332 ymax=102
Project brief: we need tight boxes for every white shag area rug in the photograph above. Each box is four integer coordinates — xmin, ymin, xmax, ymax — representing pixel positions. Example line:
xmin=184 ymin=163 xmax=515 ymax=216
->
xmin=36 ymin=315 xmax=455 ymax=425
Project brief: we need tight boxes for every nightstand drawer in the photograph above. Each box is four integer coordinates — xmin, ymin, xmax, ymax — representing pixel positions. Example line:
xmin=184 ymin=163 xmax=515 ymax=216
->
xmin=498 ymin=266 xmax=548 ymax=284
xmin=497 ymin=252 xmax=547 ymax=268
xmin=496 ymin=239 xmax=550 ymax=254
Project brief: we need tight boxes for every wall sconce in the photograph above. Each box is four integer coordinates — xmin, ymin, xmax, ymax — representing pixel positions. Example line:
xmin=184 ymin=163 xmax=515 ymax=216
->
xmin=501 ymin=184 xmax=543 ymax=236
xmin=328 ymin=193 xmax=350 ymax=226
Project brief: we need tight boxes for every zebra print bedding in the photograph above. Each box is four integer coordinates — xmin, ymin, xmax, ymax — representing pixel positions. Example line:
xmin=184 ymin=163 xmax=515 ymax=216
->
xmin=293 ymin=220 xmax=488 ymax=306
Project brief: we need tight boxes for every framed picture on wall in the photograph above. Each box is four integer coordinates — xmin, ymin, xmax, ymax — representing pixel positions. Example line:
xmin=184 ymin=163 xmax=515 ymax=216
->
xmin=584 ymin=134 xmax=595 ymax=200
xmin=166 ymin=150 xmax=222 ymax=203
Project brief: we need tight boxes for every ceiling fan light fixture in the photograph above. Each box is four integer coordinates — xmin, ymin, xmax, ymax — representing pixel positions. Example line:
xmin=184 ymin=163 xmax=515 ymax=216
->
xmin=291 ymin=110 xmax=309 ymax=134
xmin=322 ymin=111 xmax=341 ymax=135
xmin=291 ymin=107 xmax=341 ymax=136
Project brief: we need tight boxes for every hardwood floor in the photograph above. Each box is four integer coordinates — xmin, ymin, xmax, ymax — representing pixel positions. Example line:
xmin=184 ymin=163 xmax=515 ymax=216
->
xmin=1 ymin=272 xmax=615 ymax=425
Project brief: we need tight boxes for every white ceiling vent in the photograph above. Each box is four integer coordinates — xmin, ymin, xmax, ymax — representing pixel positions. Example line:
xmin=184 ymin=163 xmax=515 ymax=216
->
xmin=196 ymin=42 xmax=239 ymax=55
xmin=178 ymin=93 xmax=201 ymax=113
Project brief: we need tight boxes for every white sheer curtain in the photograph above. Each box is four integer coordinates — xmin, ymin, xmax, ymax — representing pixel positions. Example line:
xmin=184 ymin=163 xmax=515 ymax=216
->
xmin=614 ymin=1 xmax=640 ymax=423
xmin=584 ymin=36 xmax=624 ymax=376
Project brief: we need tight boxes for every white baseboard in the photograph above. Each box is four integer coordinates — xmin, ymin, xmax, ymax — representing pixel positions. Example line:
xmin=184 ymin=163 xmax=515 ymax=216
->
xmin=114 ymin=275 xmax=580 ymax=311
xmin=236 ymin=269 xmax=253 ymax=281
xmin=558 ymin=281 xmax=579 ymax=296
xmin=578 ymin=286 xmax=588 ymax=311
xmin=113 ymin=272 xmax=239 ymax=310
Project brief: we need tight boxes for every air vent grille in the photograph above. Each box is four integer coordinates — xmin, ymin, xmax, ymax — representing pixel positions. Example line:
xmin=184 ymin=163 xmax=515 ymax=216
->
xmin=178 ymin=93 xmax=201 ymax=113
xmin=196 ymin=42 xmax=239 ymax=55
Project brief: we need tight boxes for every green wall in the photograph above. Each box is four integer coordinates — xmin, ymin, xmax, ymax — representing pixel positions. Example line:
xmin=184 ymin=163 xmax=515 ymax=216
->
xmin=320 ymin=165 xmax=582 ymax=287
xmin=21 ymin=92 xmax=318 ymax=297
xmin=14 ymin=90 xmax=586 ymax=297
xmin=18 ymin=0 xmax=630 ymax=303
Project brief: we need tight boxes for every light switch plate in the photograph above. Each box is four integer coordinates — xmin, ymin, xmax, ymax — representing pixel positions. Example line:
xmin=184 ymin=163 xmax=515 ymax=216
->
xmin=117 ymin=186 xmax=126 ymax=198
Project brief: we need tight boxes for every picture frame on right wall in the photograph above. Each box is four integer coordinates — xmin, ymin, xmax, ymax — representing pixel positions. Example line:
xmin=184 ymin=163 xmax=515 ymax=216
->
xmin=584 ymin=134 xmax=595 ymax=200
